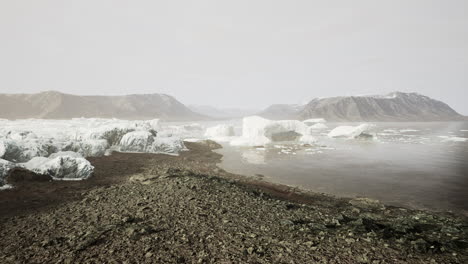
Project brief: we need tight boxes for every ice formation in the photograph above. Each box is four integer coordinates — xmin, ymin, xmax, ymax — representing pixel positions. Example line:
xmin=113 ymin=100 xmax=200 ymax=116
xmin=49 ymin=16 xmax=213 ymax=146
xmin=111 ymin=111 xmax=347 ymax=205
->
xmin=21 ymin=156 xmax=94 ymax=181
xmin=231 ymin=116 xmax=313 ymax=146
xmin=303 ymin=118 xmax=326 ymax=125
xmin=0 ymin=159 xmax=14 ymax=186
xmin=0 ymin=118 xmax=190 ymax=187
xmin=204 ymin=125 xmax=236 ymax=138
xmin=328 ymin=124 xmax=375 ymax=139
xmin=438 ymin=136 xmax=468 ymax=142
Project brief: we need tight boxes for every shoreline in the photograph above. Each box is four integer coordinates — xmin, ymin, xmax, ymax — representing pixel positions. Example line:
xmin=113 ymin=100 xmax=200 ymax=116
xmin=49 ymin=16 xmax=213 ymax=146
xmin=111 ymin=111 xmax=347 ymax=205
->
xmin=0 ymin=141 xmax=467 ymax=263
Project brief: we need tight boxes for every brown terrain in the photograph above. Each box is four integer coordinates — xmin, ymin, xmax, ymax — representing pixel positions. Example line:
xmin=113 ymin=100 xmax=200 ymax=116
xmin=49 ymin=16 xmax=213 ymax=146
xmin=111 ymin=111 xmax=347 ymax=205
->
xmin=0 ymin=141 xmax=467 ymax=263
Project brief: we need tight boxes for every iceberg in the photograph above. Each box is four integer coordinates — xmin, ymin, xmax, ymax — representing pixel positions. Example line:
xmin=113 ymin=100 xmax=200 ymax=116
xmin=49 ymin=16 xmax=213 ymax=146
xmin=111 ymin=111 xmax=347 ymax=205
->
xmin=119 ymin=131 xmax=155 ymax=152
xmin=328 ymin=124 xmax=375 ymax=139
xmin=231 ymin=116 xmax=310 ymax=146
xmin=21 ymin=156 xmax=94 ymax=181
xmin=148 ymin=137 xmax=186 ymax=155
xmin=204 ymin=125 xmax=236 ymax=138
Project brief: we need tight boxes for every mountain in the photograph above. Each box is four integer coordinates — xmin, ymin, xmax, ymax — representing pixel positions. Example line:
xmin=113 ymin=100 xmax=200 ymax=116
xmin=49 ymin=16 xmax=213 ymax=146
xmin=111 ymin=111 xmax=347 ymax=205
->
xmin=298 ymin=92 xmax=465 ymax=121
xmin=261 ymin=92 xmax=465 ymax=122
xmin=0 ymin=91 xmax=207 ymax=121
xmin=189 ymin=105 xmax=259 ymax=119
xmin=258 ymin=104 xmax=304 ymax=120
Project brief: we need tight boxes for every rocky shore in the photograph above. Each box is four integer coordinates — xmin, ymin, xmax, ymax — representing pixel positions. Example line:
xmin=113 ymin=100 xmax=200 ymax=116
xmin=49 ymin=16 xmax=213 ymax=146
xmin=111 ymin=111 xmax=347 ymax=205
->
xmin=0 ymin=141 xmax=467 ymax=263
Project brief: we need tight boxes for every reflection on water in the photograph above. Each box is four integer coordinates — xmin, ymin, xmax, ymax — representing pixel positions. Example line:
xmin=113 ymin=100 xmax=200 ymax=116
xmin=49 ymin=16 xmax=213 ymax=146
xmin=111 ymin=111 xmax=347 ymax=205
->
xmin=216 ymin=122 xmax=468 ymax=215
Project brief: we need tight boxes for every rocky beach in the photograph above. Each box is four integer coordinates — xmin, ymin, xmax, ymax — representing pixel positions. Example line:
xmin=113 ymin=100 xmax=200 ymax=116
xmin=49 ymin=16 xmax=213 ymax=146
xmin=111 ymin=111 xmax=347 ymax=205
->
xmin=0 ymin=141 xmax=466 ymax=263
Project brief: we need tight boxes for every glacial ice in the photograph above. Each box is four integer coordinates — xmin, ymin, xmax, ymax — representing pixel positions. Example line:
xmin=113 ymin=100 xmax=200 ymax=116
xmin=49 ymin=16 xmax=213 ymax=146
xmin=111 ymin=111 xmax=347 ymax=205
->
xmin=120 ymin=131 xmax=155 ymax=152
xmin=0 ymin=118 xmax=189 ymax=186
xmin=148 ymin=137 xmax=186 ymax=155
xmin=204 ymin=125 xmax=236 ymax=138
xmin=21 ymin=156 xmax=94 ymax=181
xmin=303 ymin=118 xmax=326 ymax=125
xmin=438 ymin=136 xmax=468 ymax=142
xmin=230 ymin=116 xmax=313 ymax=146
xmin=328 ymin=124 xmax=375 ymax=139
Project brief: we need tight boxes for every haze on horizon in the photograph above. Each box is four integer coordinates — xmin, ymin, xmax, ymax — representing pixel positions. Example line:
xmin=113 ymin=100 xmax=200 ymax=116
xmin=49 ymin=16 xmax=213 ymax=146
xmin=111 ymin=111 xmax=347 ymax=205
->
xmin=0 ymin=0 xmax=467 ymax=114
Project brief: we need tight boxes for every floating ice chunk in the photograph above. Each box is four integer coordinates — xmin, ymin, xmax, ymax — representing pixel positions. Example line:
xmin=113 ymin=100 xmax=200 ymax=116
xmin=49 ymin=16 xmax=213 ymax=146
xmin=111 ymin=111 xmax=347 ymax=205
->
xmin=231 ymin=116 xmax=309 ymax=146
xmin=307 ymin=123 xmax=328 ymax=131
xmin=120 ymin=131 xmax=155 ymax=152
xmin=399 ymin=129 xmax=420 ymax=133
xmin=438 ymin=136 xmax=468 ymax=142
xmin=328 ymin=124 xmax=375 ymax=139
xmin=149 ymin=137 xmax=186 ymax=154
xmin=21 ymin=156 xmax=94 ymax=180
xmin=204 ymin=125 xmax=235 ymax=138
xmin=303 ymin=118 xmax=326 ymax=125
xmin=300 ymin=135 xmax=318 ymax=144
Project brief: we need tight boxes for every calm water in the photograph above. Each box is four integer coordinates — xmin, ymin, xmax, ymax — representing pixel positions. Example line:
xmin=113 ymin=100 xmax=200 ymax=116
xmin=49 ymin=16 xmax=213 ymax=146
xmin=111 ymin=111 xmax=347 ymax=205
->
xmin=216 ymin=122 xmax=468 ymax=214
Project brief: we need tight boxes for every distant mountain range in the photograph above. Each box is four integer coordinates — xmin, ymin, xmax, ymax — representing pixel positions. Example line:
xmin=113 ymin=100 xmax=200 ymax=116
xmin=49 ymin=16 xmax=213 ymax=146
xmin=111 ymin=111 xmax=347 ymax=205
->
xmin=260 ymin=92 xmax=465 ymax=121
xmin=0 ymin=91 xmax=206 ymax=121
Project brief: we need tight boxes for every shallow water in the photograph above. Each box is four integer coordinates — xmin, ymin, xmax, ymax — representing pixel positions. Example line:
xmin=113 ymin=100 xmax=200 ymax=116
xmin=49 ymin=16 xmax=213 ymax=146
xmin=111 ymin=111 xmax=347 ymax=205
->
xmin=215 ymin=122 xmax=468 ymax=214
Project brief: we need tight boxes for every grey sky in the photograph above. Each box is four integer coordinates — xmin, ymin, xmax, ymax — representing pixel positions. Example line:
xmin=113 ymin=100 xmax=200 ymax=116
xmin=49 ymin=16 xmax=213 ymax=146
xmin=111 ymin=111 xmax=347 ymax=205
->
xmin=1 ymin=0 xmax=467 ymax=114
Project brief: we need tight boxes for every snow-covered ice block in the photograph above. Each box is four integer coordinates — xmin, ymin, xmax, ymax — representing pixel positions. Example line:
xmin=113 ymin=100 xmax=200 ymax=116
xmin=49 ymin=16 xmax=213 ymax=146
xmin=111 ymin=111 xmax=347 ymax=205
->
xmin=0 ymin=138 xmax=59 ymax=163
xmin=62 ymin=139 xmax=109 ymax=157
xmin=119 ymin=131 xmax=155 ymax=152
xmin=231 ymin=116 xmax=310 ymax=146
xmin=149 ymin=137 xmax=186 ymax=154
xmin=328 ymin=124 xmax=375 ymax=139
xmin=21 ymin=156 xmax=94 ymax=180
xmin=204 ymin=125 xmax=235 ymax=138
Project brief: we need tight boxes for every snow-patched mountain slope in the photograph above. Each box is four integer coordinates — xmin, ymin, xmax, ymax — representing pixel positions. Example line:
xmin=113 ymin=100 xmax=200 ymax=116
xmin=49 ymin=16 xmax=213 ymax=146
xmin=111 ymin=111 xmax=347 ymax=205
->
xmin=298 ymin=92 xmax=464 ymax=122
xmin=258 ymin=104 xmax=304 ymax=120
xmin=0 ymin=91 xmax=206 ymax=121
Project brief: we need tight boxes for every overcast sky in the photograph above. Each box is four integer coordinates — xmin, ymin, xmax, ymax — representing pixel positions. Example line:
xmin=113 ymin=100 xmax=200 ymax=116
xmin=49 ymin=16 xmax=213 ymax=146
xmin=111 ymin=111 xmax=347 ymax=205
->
xmin=0 ymin=0 xmax=467 ymax=113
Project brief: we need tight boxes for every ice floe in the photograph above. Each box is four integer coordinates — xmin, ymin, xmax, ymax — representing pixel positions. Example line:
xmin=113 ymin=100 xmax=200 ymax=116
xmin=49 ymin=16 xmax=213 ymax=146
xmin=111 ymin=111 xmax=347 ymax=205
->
xmin=205 ymin=124 xmax=236 ymax=138
xmin=438 ymin=136 xmax=468 ymax=142
xmin=231 ymin=116 xmax=312 ymax=146
xmin=328 ymin=124 xmax=375 ymax=139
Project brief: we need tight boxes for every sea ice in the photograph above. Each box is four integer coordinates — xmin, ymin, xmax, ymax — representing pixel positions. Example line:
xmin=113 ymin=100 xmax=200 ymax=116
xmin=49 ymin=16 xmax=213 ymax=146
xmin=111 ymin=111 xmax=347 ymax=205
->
xmin=231 ymin=116 xmax=310 ymax=146
xmin=328 ymin=124 xmax=375 ymax=139
xmin=438 ymin=136 xmax=468 ymax=142
xmin=303 ymin=118 xmax=326 ymax=125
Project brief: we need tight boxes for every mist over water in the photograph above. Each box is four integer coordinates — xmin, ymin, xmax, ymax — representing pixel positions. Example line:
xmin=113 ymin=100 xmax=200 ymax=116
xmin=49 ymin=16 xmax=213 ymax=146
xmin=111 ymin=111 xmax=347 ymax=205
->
xmin=215 ymin=121 xmax=468 ymax=214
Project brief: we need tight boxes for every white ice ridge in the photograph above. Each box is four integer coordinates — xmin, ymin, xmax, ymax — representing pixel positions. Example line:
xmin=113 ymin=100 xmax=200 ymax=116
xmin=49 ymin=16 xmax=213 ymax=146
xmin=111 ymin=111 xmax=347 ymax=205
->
xmin=0 ymin=159 xmax=14 ymax=186
xmin=328 ymin=124 xmax=375 ymax=139
xmin=230 ymin=116 xmax=316 ymax=146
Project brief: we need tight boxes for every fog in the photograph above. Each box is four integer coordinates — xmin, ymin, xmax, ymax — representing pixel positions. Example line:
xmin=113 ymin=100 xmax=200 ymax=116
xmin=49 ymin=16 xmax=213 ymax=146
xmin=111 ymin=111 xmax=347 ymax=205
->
xmin=0 ymin=0 xmax=467 ymax=114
